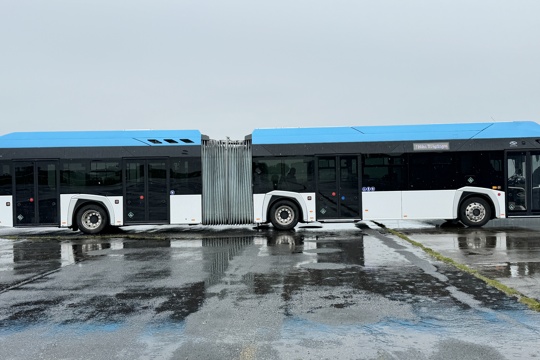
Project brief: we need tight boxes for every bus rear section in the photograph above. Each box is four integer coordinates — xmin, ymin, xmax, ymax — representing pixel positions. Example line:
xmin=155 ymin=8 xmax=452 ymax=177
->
xmin=0 ymin=130 xmax=205 ymax=234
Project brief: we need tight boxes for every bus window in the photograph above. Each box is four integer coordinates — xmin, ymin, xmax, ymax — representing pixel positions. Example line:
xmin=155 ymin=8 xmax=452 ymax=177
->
xmin=61 ymin=162 xmax=88 ymax=193
xmin=0 ymin=163 xmax=11 ymax=195
xmin=60 ymin=161 xmax=121 ymax=196
xmin=89 ymin=162 xmax=121 ymax=188
xmin=458 ymin=152 xmax=503 ymax=188
xmin=170 ymin=158 xmax=202 ymax=195
xmin=252 ymin=158 xmax=314 ymax=193
xmin=362 ymin=154 xmax=405 ymax=191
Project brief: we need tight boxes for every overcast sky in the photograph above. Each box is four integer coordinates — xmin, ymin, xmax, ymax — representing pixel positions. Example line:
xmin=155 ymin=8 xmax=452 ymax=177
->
xmin=1 ymin=1 xmax=539 ymax=140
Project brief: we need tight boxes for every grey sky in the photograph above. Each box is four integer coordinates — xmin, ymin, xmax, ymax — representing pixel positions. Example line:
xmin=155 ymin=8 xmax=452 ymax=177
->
xmin=1 ymin=0 xmax=539 ymax=140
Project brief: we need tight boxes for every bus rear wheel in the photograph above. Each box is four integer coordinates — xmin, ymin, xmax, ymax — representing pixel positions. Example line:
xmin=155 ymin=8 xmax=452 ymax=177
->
xmin=77 ymin=204 xmax=108 ymax=234
xmin=270 ymin=200 xmax=299 ymax=230
xmin=459 ymin=197 xmax=491 ymax=227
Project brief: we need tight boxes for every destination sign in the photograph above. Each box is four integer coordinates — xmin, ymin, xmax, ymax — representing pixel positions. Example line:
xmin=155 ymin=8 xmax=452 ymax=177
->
xmin=413 ymin=142 xmax=450 ymax=151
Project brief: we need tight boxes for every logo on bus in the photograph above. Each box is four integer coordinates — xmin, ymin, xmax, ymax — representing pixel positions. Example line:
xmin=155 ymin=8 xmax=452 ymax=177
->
xmin=509 ymin=141 xmax=518 ymax=147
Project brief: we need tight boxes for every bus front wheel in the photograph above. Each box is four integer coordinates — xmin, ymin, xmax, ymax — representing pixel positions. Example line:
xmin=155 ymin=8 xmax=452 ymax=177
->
xmin=77 ymin=204 xmax=108 ymax=234
xmin=459 ymin=197 xmax=491 ymax=227
xmin=270 ymin=200 xmax=299 ymax=230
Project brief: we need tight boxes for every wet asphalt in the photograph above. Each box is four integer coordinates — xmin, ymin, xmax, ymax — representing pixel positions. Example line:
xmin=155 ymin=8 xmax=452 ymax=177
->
xmin=1 ymin=221 xmax=540 ymax=359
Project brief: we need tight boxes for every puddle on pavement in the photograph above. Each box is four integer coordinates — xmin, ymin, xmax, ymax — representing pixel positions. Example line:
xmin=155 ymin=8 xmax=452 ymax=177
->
xmin=0 ymin=239 xmax=107 ymax=276
xmin=399 ymin=227 xmax=540 ymax=284
xmin=0 ymin=228 xmax=530 ymax=331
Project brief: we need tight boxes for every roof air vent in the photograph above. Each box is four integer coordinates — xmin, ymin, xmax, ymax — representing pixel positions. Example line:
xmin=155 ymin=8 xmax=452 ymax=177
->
xmin=180 ymin=138 xmax=194 ymax=144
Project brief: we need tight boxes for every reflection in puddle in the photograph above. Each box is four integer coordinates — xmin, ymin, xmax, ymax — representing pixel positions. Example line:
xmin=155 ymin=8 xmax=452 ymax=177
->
xmin=481 ymin=262 xmax=540 ymax=278
xmin=421 ymin=229 xmax=540 ymax=255
xmin=0 ymin=240 xmax=112 ymax=276
xmin=0 ymin=231 xmax=367 ymax=278
xmin=303 ymin=248 xmax=343 ymax=254
xmin=458 ymin=232 xmax=498 ymax=249
xmin=298 ymin=263 xmax=350 ymax=270
xmin=0 ymin=240 xmax=14 ymax=272
xmin=509 ymin=263 xmax=538 ymax=277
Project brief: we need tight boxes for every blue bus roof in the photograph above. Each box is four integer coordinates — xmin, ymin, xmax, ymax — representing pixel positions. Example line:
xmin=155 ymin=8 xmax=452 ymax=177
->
xmin=0 ymin=130 xmax=202 ymax=148
xmin=251 ymin=121 xmax=540 ymax=144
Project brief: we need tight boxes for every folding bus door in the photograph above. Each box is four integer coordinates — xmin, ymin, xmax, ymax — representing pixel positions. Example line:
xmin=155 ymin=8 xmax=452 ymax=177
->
xmin=316 ymin=155 xmax=361 ymax=220
xmin=124 ymin=159 xmax=169 ymax=224
xmin=14 ymin=161 xmax=59 ymax=226
xmin=507 ymin=151 xmax=540 ymax=215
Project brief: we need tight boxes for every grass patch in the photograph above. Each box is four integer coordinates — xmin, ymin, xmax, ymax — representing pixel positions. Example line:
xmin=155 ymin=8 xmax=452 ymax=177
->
xmin=378 ymin=224 xmax=540 ymax=312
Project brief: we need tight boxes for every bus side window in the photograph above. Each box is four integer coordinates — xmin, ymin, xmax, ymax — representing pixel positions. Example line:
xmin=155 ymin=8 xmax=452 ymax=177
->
xmin=253 ymin=158 xmax=313 ymax=193
xmin=0 ymin=163 xmax=11 ymax=195
xmin=362 ymin=154 xmax=405 ymax=191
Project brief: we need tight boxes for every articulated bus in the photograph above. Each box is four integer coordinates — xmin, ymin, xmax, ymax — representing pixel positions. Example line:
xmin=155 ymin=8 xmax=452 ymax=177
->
xmin=1 ymin=121 xmax=540 ymax=234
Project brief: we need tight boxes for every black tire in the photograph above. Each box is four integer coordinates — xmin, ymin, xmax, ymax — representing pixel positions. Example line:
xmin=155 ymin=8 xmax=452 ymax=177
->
xmin=76 ymin=204 xmax=108 ymax=234
xmin=459 ymin=197 xmax=491 ymax=227
xmin=269 ymin=200 xmax=299 ymax=230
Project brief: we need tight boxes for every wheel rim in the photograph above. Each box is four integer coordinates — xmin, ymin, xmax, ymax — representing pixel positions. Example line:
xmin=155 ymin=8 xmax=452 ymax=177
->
xmin=81 ymin=209 xmax=103 ymax=230
xmin=465 ymin=202 xmax=486 ymax=223
xmin=274 ymin=205 xmax=295 ymax=226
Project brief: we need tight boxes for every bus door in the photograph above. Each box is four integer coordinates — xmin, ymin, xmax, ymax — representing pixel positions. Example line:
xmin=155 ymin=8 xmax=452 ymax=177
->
xmin=316 ymin=155 xmax=360 ymax=220
xmin=506 ymin=151 xmax=540 ymax=215
xmin=124 ymin=159 xmax=169 ymax=224
xmin=14 ymin=161 xmax=59 ymax=226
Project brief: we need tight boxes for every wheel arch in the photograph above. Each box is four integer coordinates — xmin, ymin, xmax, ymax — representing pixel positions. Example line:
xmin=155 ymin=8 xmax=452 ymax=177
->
xmin=457 ymin=192 xmax=495 ymax=221
xmin=266 ymin=195 xmax=305 ymax=224
xmin=67 ymin=195 xmax=121 ymax=229
xmin=71 ymin=199 xmax=112 ymax=231
xmin=454 ymin=187 xmax=503 ymax=221
xmin=259 ymin=191 xmax=312 ymax=224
